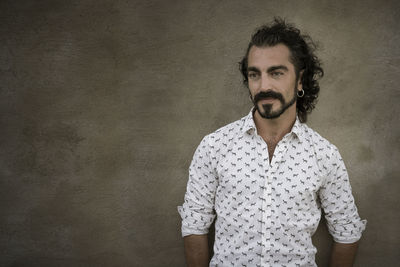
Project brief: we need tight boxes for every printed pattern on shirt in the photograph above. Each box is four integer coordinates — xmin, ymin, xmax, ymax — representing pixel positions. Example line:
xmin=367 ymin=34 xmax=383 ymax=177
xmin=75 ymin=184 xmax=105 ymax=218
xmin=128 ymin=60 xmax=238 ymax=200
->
xmin=178 ymin=110 xmax=366 ymax=267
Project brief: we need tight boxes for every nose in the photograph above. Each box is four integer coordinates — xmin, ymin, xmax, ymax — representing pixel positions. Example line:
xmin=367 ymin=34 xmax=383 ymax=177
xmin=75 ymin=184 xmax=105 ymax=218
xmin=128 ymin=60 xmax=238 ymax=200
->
xmin=260 ymin=73 xmax=272 ymax=91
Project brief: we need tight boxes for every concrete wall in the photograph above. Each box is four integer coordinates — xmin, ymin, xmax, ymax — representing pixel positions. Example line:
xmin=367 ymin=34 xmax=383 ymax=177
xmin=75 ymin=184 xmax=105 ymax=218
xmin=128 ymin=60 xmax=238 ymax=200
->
xmin=1 ymin=0 xmax=399 ymax=266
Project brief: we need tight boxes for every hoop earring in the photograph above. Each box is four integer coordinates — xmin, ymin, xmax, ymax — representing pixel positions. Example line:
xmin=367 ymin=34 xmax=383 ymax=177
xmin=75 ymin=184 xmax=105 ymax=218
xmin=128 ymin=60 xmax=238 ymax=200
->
xmin=297 ymin=89 xmax=304 ymax=98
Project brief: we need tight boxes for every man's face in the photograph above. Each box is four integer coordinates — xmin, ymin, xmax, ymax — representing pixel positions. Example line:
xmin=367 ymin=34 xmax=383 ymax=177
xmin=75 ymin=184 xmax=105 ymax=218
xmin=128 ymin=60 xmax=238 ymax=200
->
xmin=247 ymin=44 xmax=302 ymax=119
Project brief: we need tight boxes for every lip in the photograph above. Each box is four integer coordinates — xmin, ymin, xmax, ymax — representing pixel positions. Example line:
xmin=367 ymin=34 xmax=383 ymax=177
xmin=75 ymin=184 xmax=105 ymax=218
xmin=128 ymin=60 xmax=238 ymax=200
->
xmin=259 ymin=98 xmax=276 ymax=103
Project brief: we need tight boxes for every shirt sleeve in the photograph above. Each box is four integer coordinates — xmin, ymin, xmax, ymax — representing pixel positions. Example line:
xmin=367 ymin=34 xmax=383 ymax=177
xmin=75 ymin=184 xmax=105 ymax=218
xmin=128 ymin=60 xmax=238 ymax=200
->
xmin=319 ymin=146 xmax=367 ymax=243
xmin=177 ymin=135 xmax=218 ymax=237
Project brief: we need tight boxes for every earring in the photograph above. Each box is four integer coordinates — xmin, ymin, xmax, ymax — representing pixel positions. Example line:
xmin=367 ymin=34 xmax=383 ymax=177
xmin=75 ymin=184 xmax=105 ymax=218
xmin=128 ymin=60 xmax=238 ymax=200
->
xmin=297 ymin=89 xmax=304 ymax=98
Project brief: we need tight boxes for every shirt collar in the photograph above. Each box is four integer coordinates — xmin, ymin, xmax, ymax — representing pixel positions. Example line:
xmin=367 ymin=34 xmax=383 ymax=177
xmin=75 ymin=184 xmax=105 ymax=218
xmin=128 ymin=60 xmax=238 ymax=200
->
xmin=241 ymin=108 xmax=258 ymax=134
xmin=241 ymin=107 xmax=304 ymax=141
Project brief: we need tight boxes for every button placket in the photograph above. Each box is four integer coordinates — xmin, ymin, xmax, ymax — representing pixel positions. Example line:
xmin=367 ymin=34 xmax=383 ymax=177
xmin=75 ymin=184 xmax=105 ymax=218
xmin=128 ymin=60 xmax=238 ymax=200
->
xmin=262 ymin=135 xmax=291 ymax=266
xmin=254 ymin=134 xmax=271 ymax=266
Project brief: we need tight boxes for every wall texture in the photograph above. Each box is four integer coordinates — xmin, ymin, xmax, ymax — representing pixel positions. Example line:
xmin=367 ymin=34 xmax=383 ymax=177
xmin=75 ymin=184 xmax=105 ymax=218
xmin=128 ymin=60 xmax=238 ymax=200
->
xmin=1 ymin=0 xmax=399 ymax=266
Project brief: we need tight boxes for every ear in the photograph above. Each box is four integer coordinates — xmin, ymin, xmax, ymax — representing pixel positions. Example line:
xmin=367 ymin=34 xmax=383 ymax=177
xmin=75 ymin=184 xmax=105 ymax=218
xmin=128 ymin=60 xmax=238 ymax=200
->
xmin=297 ymin=70 xmax=304 ymax=91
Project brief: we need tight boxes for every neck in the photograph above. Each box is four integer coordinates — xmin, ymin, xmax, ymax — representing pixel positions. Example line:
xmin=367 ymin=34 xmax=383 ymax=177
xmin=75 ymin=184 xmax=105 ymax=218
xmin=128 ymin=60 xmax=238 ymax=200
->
xmin=253 ymin=105 xmax=297 ymax=142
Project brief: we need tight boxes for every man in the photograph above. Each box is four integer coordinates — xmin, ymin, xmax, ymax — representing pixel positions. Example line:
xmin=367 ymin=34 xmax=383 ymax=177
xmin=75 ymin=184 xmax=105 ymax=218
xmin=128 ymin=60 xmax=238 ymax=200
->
xmin=178 ymin=18 xmax=366 ymax=267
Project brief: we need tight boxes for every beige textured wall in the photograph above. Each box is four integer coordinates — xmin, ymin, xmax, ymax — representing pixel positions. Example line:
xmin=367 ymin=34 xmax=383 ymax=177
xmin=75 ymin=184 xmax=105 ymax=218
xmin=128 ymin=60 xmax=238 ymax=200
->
xmin=1 ymin=0 xmax=399 ymax=266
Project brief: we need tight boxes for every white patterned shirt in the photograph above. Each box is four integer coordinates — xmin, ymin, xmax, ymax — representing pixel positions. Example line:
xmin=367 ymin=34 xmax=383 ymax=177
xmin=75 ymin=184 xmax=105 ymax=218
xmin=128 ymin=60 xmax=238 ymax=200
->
xmin=178 ymin=109 xmax=366 ymax=267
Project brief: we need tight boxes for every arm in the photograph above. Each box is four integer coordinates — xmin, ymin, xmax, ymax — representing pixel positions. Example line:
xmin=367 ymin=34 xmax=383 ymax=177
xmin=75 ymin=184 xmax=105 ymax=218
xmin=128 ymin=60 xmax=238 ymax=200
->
xmin=177 ymin=135 xmax=218 ymax=264
xmin=329 ymin=241 xmax=359 ymax=267
xmin=319 ymin=146 xmax=366 ymax=264
xmin=184 ymin=234 xmax=209 ymax=267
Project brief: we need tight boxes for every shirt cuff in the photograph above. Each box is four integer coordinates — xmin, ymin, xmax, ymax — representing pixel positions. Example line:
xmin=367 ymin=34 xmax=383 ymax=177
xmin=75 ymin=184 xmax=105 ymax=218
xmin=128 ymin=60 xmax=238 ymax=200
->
xmin=328 ymin=219 xmax=367 ymax=243
xmin=178 ymin=205 xmax=214 ymax=237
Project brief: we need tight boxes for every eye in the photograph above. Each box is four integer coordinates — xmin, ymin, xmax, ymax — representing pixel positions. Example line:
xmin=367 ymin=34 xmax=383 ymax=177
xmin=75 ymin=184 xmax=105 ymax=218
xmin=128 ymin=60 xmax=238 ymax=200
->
xmin=248 ymin=72 xmax=259 ymax=79
xmin=271 ymin=71 xmax=284 ymax=77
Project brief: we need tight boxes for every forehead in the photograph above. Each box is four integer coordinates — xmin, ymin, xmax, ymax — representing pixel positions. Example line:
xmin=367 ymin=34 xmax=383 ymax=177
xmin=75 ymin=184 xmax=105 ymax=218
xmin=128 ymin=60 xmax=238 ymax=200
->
xmin=248 ymin=44 xmax=294 ymax=70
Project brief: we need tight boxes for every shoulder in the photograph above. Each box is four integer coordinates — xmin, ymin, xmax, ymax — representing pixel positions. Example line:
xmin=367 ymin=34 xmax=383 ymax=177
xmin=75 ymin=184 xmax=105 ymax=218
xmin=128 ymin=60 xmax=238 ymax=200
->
xmin=195 ymin=114 xmax=248 ymax=167
xmin=303 ymin=125 xmax=338 ymax=152
xmin=301 ymin=124 xmax=342 ymax=172
xmin=202 ymin=114 xmax=248 ymax=146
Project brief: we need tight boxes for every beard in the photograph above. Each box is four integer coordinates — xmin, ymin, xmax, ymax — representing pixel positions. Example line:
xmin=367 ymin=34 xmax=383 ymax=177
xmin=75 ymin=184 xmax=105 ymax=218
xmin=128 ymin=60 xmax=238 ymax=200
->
xmin=251 ymin=85 xmax=297 ymax=119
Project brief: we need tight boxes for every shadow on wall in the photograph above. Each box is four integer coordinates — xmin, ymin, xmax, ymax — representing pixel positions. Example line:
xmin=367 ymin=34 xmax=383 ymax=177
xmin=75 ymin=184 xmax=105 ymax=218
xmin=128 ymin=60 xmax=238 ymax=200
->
xmin=359 ymin=171 xmax=399 ymax=266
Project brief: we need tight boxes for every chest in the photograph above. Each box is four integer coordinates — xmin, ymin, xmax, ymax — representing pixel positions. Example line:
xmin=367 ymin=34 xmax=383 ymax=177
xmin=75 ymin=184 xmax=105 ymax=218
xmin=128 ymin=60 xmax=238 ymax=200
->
xmin=265 ymin=139 xmax=278 ymax=162
xmin=215 ymin=135 xmax=324 ymax=205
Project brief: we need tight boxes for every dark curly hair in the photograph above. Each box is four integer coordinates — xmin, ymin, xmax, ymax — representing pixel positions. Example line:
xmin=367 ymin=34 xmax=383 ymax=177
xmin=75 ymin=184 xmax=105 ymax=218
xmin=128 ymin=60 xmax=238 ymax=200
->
xmin=239 ymin=17 xmax=323 ymax=123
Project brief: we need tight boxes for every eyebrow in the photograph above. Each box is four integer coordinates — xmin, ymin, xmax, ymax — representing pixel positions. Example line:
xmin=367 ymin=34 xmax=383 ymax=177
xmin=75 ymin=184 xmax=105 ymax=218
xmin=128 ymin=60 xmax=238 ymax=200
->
xmin=247 ymin=65 xmax=289 ymax=73
xmin=247 ymin=66 xmax=261 ymax=73
xmin=267 ymin=65 xmax=289 ymax=72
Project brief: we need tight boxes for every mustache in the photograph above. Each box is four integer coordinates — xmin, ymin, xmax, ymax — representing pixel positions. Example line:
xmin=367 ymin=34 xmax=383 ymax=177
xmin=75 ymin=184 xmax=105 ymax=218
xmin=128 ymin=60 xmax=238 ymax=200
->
xmin=253 ymin=91 xmax=284 ymax=103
